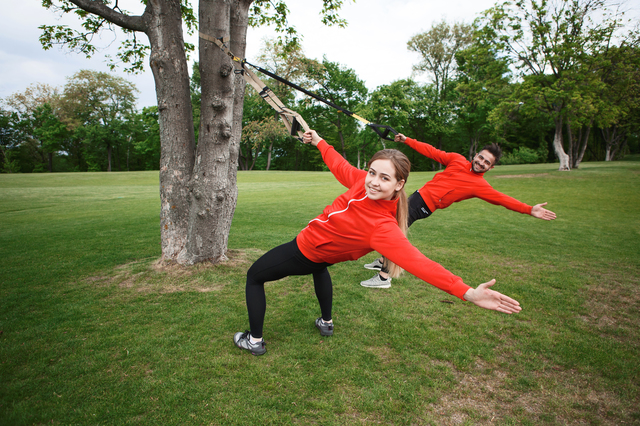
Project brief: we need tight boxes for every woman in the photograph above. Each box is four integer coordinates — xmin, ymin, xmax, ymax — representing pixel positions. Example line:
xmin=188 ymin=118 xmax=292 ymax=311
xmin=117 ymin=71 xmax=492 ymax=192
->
xmin=234 ymin=130 xmax=521 ymax=355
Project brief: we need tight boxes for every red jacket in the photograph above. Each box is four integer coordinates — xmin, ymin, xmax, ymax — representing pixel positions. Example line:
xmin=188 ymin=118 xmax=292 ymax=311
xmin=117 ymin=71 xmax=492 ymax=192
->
xmin=404 ymin=138 xmax=533 ymax=215
xmin=296 ymin=140 xmax=471 ymax=300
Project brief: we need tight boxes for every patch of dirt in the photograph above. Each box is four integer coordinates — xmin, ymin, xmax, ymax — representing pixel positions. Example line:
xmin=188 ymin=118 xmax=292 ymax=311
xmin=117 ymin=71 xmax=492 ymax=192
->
xmin=85 ymin=248 xmax=264 ymax=294
xmin=151 ymin=248 xmax=263 ymax=276
xmin=427 ymin=358 xmax=632 ymax=425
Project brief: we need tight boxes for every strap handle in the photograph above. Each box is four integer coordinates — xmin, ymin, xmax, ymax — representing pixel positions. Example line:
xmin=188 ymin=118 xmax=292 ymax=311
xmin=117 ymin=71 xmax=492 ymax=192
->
xmin=367 ymin=123 xmax=398 ymax=141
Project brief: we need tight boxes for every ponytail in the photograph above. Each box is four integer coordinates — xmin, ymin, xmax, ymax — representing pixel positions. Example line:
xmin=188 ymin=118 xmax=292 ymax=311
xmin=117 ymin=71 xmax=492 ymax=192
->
xmin=367 ymin=149 xmax=411 ymax=279
xmin=384 ymin=188 xmax=408 ymax=278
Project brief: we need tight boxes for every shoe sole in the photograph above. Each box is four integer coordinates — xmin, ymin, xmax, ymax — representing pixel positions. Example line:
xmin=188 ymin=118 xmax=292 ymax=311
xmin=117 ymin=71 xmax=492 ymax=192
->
xmin=364 ymin=265 xmax=382 ymax=271
xmin=360 ymin=282 xmax=391 ymax=289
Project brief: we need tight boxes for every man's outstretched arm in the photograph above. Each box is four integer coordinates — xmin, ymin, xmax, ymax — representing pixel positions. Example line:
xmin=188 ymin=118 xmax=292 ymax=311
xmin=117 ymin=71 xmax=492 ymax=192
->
xmin=531 ymin=202 xmax=557 ymax=221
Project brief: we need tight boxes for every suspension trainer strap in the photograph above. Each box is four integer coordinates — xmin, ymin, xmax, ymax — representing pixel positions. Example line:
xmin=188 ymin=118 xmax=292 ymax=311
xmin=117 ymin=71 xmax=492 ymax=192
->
xmin=243 ymin=61 xmax=398 ymax=141
xmin=198 ymin=32 xmax=309 ymax=140
xmin=199 ymin=32 xmax=398 ymax=141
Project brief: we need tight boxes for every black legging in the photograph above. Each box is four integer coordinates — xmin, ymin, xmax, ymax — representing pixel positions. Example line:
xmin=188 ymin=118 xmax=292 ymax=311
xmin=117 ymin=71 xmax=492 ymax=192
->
xmin=245 ymin=238 xmax=333 ymax=339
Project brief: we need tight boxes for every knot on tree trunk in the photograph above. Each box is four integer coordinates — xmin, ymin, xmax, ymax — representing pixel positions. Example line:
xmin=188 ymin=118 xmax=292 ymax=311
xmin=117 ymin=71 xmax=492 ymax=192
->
xmin=210 ymin=95 xmax=225 ymax=110
xmin=219 ymin=63 xmax=233 ymax=78
xmin=215 ymin=122 xmax=232 ymax=141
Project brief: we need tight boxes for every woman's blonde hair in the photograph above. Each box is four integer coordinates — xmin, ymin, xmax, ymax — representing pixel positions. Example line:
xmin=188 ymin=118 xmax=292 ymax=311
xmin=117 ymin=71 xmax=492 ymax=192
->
xmin=367 ymin=149 xmax=410 ymax=278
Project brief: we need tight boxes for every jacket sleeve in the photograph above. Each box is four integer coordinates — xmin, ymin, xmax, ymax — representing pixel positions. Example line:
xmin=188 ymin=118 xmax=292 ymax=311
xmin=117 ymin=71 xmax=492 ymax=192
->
xmin=404 ymin=138 xmax=463 ymax=167
xmin=317 ymin=139 xmax=366 ymax=189
xmin=371 ymin=222 xmax=472 ymax=300
xmin=475 ymin=182 xmax=533 ymax=215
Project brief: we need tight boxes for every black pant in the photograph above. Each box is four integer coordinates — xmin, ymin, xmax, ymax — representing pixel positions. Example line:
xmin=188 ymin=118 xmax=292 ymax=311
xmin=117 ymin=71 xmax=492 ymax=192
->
xmin=245 ymin=238 xmax=333 ymax=339
xmin=407 ymin=190 xmax=433 ymax=227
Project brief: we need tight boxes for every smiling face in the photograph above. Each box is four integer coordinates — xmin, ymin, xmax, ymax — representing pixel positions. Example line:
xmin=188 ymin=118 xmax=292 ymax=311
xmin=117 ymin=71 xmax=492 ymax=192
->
xmin=471 ymin=150 xmax=496 ymax=174
xmin=365 ymin=159 xmax=406 ymax=201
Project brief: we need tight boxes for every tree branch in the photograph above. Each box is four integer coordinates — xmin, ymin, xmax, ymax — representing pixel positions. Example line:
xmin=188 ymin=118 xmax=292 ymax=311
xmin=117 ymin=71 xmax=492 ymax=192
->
xmin=68 ymin=0 xmax=147 ymax=32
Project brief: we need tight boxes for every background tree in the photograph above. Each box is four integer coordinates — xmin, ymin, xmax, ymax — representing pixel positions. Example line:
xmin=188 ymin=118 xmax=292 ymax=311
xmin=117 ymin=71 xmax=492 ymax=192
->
xmin=39 ymin=0 xmax=350 ymax=265
xmin=407 ymin=21 xmax=473 ymax=161
xmin=58 ymin=70 xmax=138 ymax=171
xmin=303 ymin=58 xmax=368 ymax=161
xmin=0 ymin=109 xmax=20 ymax=173
xmin=408 ymin=21 xmax=473 ymax=101
xmin=33 ymin=103 xmax=71 ymax=172
xmin=454 ymin=27 xmax=512 ymax=160
xmin=480 ymin=0 xmax=629 ymax=170
xmin=131 ymin=106 xmax=162 ymax=171
xmin=596 ymin=44 xmax=640 ymax=161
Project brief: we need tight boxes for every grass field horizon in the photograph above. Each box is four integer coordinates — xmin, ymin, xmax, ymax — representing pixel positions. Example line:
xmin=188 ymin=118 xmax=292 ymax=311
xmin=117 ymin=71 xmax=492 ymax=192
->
xmin=1 ymin=160 xmax=639 ymax=425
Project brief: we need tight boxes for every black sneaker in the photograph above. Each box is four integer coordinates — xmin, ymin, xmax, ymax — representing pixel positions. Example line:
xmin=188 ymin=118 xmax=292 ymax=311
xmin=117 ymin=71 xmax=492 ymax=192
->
xmin=233 ymin=330 xmax=266 ymax=356
xmin=315 ymin=317 xmax=334 ymax=336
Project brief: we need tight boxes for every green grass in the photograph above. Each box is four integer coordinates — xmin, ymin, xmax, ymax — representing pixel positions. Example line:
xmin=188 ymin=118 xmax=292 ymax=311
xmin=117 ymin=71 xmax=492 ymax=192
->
xmin=1 ymin=161 xmax=639 ymax=425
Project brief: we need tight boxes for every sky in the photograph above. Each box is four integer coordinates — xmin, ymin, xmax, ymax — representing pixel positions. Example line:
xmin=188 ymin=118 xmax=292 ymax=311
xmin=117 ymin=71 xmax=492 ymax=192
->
xmin=2 ymin=0 xmax=639 ymax=109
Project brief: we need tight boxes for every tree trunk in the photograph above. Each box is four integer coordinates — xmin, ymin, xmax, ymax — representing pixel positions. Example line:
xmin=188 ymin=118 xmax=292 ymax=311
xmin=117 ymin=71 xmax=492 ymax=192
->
xmin=266 ymin=140 xmax=273 ymax=170
xmin=145 ymin=0 xmax=196 ymax=263
xmin=566 ymin=119 xmax=574 ymax=168
xmin=468 ymin=134 xmax=478 ymax=161
xmin=602 ymin=126 xmax=622 ymax=161
xmin=107 ymin=143 xmax=112 ymax=172
xmin=180 ymin=0 xmax=247 ymax=264
xmin=573 ymin=122 xmax=591 ymax=169
xmin=48 ymin=152 xmax=53 ymax=172
xmin=553 ymin=116 xmax=570 ymax=171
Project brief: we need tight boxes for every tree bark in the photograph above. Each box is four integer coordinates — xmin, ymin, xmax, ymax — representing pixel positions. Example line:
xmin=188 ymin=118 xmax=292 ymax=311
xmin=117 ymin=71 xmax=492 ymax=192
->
xmin=602 ymin=126 xmax=622 ymax=161
xmin=143 ymin=0 xmax=196 ymax=263
xmin=566 ymin=119 xmax=574 ymax=168
xmin=573 ymin=122 xmax=591 ymax=169
xmin=266 ymin=140 xmax=273 ymax=170
xmin=181 ymin=0 xmax=247 ymax=264
xmin=468 ymin=133 xmax=479 ymax=161
xmin=107 ymin=143 xmax=112 ymax=172
xmin=553 ymin=116 xmax=570 ymax=171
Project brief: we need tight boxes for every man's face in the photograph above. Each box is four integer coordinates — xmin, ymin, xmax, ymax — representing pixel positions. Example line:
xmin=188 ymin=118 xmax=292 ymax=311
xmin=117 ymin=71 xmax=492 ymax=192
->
xmin=471 ymin=150 xmax=496 ymax=174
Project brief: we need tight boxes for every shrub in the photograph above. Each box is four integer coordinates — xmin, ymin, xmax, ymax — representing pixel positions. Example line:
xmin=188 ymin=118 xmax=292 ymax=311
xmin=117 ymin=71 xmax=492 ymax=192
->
xmin=500 ymin=146 xmax=541 ymax=165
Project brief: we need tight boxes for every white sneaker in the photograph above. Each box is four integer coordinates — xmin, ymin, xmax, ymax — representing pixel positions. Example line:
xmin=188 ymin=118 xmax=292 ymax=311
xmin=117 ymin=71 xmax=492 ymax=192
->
xmin=363 ymin=258 xmax=383 ymax=271
xmin=360 ymin=273 xmax=391 ymax=289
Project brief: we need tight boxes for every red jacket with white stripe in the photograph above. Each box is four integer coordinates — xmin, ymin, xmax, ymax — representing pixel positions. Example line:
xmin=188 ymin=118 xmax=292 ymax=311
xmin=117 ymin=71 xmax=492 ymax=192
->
xmin=404 ymin=138 xmax=533 ymax=215
xmin=296 ymin=140 xmax=472 ymax=300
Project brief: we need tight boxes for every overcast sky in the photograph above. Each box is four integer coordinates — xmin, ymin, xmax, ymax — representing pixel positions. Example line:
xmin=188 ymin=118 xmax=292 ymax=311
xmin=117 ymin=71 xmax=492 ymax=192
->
xmin=2 ymin=0 xmax=639 ymax=109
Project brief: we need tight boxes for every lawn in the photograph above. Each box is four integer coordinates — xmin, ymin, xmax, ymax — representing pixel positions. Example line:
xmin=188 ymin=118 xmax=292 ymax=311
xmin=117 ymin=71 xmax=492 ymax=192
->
xmin=0 ymin=160 xmax=638 ymax=425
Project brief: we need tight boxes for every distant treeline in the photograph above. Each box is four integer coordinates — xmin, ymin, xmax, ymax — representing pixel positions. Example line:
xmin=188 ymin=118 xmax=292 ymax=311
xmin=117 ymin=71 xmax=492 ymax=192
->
xmin=2 ymin=7 xmax=639 ymax=173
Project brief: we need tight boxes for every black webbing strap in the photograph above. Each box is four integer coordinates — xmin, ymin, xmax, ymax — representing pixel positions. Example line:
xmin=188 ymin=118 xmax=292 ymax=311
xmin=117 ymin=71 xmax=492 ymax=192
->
xmin=244 ymin=61 xmax=398 ymax=141
xmin=199 ymin=32 xmax=399 ymax=141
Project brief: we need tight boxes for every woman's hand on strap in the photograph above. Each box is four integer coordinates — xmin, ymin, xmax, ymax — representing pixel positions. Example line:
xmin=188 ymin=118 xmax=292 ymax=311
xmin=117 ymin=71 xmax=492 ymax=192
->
xmin=303 ymin=130 xmax=322 ymax=147
xmin=463 ymin=279 xmax=522 ymax=314
xmin=394 ymin=133 xmax=407 ymax=143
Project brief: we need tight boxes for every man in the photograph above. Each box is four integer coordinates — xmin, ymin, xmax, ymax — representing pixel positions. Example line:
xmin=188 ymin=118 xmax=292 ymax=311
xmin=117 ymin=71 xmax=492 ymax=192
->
xmin=360 ymin=133 xmax=557 ymax=288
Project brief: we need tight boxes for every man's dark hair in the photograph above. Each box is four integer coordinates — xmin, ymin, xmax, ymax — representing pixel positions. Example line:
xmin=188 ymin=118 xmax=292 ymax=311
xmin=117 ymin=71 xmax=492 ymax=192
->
xmin=480 ymin=143 xmax=502 ymax=164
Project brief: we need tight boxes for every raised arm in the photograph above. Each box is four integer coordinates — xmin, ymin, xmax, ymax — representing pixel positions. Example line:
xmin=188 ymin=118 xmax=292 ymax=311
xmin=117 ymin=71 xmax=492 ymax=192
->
xmin=303 ymin=130 xmax=365 ymax=188
xmin=395 ymin=133 xmax=462 ymax=166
